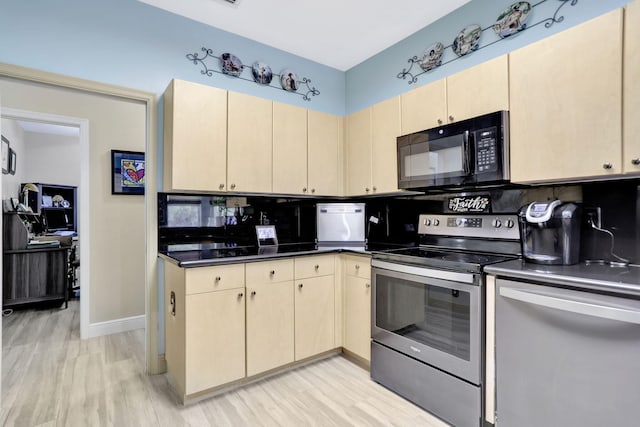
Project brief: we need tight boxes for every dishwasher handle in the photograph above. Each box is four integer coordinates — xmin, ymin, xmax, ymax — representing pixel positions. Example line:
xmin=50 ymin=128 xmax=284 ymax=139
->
xmin=499 ymin=286 xmax=640 ymax=325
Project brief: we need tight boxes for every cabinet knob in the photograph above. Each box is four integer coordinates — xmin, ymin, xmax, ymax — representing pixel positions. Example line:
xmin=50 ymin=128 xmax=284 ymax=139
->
xmin=298 ymin=283 xmax=303 ymax=289
xmin=314 ymin=264 xmax=319 ymax=271
xmin=303 ymin=187 xmax=307 ymax=193
xmin=355 ymin=264 xmax=360 ymax=270
xmin=311 ymin=188 xmax=316 ymax=194
xmin=214 ymin=276 xmax=221 ymax=282
xmin=219 ymin=183 xmax=225 ymax=190
xmin=251 ymin=291 xmax=256 ymax=296
xmin=372 ymin=186 xmax=377 ymax=192
xmin=230 ymin=183 xmax=236 ymax=189
xmin=632 ymin=158 xmax=640 ymax=166
xmin=603 ymin=163 xmax=613 ymax=170
xmin=365 ymin=188 xmax=370 ymax=193
xmin=365 ymin=283 xmax=371 ymax=288
xmin=437 ymin=119 xmax=443 ymax=125
xmin=238 ymin=292 xmax=244 ymax=298
xmin=270 ymin=270 xmax=275 ymax=276
xmin=449 ymin=115 xmax=454 ymax=122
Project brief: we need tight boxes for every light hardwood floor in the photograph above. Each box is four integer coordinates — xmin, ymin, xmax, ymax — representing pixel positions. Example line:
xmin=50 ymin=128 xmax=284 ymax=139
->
xmin=1 ymin=301 xmax=448 ymax=427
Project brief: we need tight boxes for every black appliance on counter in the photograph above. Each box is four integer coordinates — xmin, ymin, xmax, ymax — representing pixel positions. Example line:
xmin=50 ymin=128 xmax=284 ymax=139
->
xmin=397 ymin=111 xmax=509 ymax=190
xmin=370 ymin=212 xmax=520 ymax=427
xmin=518 ymin=200 xmax=581 ymax=265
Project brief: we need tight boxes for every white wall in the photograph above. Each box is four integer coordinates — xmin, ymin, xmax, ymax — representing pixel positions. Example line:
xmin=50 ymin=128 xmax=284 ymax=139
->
xmin=1 ymin=118 xmax=26 ymax=200
xmin=24 ymin=131 xmax=80 ymax=188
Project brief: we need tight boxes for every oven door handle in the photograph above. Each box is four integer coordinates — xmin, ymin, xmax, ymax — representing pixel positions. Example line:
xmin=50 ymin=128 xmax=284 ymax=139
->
xmin=499 ymin=286 xmax=640 ymax=325
xmin=462 ymin=130 xmax=472 ymax=176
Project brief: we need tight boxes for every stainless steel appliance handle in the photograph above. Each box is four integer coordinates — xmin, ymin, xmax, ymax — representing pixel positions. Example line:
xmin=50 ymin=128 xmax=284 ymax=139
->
xmin=499 ymin=286 xmax=640 ymax=325
xmin=462 ymin=130 xmax=472 ymax=176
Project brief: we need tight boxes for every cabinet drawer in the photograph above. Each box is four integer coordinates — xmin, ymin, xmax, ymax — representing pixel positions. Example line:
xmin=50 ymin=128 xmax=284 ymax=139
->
xmin=294 ymin=255 xmax=335 ymax=279
xmin=185 ymin=263 xmax=245 ymax=295
xmin=246 ymin=259 xmax=294 ymax=284
xmin=344 ymin=256 xmax=371 ymax=278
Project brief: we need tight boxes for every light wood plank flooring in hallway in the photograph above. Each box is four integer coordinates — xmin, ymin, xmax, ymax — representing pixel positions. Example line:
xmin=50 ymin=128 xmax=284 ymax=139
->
xmin=1 ymin=301 xmax=448 ymax=426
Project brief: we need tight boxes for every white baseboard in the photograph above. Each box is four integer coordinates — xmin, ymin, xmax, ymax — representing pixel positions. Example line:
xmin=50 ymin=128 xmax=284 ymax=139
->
xmin=86 ymin=314 xmax=145 ymax=338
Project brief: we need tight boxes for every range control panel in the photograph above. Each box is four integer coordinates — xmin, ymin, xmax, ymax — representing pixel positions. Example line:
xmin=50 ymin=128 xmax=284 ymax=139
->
xmin=418 ymin=214 xmax=519 ymax=239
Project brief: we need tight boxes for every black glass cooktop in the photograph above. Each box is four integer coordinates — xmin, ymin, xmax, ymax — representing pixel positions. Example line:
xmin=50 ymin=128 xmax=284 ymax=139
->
xmin=373 ymin=246 xmax=519 ymax=273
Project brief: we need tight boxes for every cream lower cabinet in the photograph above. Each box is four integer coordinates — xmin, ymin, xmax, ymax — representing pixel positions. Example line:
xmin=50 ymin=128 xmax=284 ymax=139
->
xmin=245 ymin=259 xmax=295 ymax=376
xmin=509 ymin=9 xmax=623 ymax=183
xmin=164 ymin=262 xmax=246 ymax=400
xmin=342 ymin=255 xmax=372 ymax=362
xmin=624 ymin=0 xmax=640 ymax=174
xmin=294 ymin=255 xmax=336 ymax=360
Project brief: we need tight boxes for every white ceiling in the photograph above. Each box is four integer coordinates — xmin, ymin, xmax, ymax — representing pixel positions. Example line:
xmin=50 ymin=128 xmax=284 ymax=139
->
xmin=138 ymin=0 xmax=471 ymax=71
xmin=18 ymin=121 xmax=80 ymax=137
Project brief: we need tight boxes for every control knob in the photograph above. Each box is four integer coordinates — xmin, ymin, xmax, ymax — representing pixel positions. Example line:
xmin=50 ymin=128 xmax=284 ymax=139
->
xmin=492 ymin=218 xmax=502 ymax=228
xmin=433 ymin=219 xmax=440 ymax=226
xmin=505 ymin=219 xmax=515 ymax=229
xmin=424 ymin=218 xmax=432 ymax=226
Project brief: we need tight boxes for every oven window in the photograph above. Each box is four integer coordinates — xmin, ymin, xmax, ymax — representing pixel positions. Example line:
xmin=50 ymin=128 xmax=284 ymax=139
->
xmin=375 ymin=274 xmax=471 ymax=361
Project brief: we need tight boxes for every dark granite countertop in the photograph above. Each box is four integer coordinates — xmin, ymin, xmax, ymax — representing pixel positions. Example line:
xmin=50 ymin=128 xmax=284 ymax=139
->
xmin=158 ymin=241 xmax=409 ymax=268
xmin=485 ymin=259 xmax=640 ymax=298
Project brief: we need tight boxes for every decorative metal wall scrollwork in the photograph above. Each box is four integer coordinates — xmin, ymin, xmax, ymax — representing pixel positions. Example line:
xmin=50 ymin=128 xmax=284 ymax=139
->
xmin=186 ymin=47 xmax=320 ymax=101
xmin=397 ymin=0 xmax=579 ymax=85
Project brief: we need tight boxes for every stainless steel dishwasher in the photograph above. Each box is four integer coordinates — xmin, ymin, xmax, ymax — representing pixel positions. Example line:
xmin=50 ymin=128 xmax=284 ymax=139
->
xmin=495 ymin=277 xmax=640 ymax=427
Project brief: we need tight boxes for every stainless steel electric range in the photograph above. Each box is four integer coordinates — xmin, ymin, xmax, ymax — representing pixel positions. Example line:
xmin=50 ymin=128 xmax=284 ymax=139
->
xmin=370 ymin=213 xmax=520 ymax=427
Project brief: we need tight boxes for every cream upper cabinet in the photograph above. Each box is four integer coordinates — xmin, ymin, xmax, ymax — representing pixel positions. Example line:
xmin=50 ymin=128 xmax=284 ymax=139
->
xmin=342 ymin=255 xmax=371 ymax=362
xmin=446 ymin=55 xmax=509 ymax=123
xmin=245 ymin=260 xmax=295 ymax=376
xmin=308 ymin=110 xmax=341 ymax=196
xmin=400 ymin=56 xmax=509 ymax=136
xmin=345 ymin=108 xmax=372 ymax=196
xmin=227 ymin=92 xmax=273 ymax=193
xmin=401 ymin=79 xmax=447 ymax=134
xmin=371 ymin=97 xmax=402 ymax=194
xmin=163 ymin=79 xmax=227 ymax=192
xmin=273 ymin=102 xmax=308 ymax=195
xmin=509 ymin=9 xmax=623 ymax=183
xmin=624 ymin=0 xmax=640 ymax=174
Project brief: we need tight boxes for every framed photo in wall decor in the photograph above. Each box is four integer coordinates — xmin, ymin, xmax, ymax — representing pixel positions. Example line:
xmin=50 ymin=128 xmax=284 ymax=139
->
xmin=111 ymin=150 xmax=145 ymax=195
xmin=9 ymin=148 xmax=16 ymax=175
xmin=2 ymin=135 xmax=10 ymax=174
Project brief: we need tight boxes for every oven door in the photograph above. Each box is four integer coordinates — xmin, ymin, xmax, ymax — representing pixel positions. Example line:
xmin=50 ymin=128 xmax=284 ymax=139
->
xmin=371 ymin=260 xmax=482 ymax=384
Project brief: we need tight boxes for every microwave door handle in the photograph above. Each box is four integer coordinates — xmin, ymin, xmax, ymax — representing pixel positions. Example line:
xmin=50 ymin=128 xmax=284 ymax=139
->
xmin=462 ymin=130 xmax=472 ymax=176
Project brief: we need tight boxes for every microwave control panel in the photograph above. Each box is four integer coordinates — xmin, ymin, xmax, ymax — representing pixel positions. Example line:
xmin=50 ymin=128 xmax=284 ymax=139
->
xmin=475 ymin=127 xmax=498 ymax=173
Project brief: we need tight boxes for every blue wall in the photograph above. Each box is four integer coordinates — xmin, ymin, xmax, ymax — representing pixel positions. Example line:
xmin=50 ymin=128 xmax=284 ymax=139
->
xmin=0 ymin=0 xmax=346 ymax=115
xmin=346 ymin=0 xmax=630 ymax=114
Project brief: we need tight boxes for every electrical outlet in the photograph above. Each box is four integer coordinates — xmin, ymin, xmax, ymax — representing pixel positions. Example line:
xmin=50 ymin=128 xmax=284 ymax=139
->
xmin=584 ymin=206 xmax=601 ymax=229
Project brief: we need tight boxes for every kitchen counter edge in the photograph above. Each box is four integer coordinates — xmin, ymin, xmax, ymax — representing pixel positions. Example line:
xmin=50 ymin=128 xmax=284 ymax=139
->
xmin=158 ymin=247 xmax=372 ymax=268
xmin=485 ymin=259 xmax=640 ymax=298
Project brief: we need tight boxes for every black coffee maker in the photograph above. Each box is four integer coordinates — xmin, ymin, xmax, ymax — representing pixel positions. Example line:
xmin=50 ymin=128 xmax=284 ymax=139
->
xmin=518 ymin=200 xmax=582 ymax=265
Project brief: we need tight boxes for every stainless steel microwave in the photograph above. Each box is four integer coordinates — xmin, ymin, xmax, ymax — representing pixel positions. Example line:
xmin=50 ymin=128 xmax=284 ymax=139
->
xmin=397 ymin=110 xmax=509 ymax=190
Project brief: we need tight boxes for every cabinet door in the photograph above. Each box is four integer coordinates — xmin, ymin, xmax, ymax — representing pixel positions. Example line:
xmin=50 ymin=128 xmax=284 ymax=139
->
xmin=509 ymin=10 xmax=623 ymax=183
xmin=273 ymin=102 xmax=308 ymax=195
xmin=371 ymin=97 xmax=402 ymax=194
xmin=185 ymin=288 xmax=246 ymax=394
xmin=345 ymin=108 xmax=372 ymax=196
xmin=163 ymin=79 xmax=227 ymax=192
xmin=227 ymin=92 xmax=273 ymax=193
xmin=624 ymin=0 xmax=640 ymax=173
xmin=447 ymin=55 xmax=509 ymax=123
xmin=294 ymin=275 xmax=335 ymax=360
xmin=400 ymin=79 xmax=447 ymax=135
xmin=344 ymin=276 xmax=371 ymax=362
xmin=246 ymin=281 xmax=295 ymax=376
xmin=308 ymin=110 xmax=340 ymax=196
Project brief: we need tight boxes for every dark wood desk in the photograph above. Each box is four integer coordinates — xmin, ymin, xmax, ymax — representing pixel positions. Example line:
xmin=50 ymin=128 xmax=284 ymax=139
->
xmin=3 ymin=247 xmax=69 ymax=309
